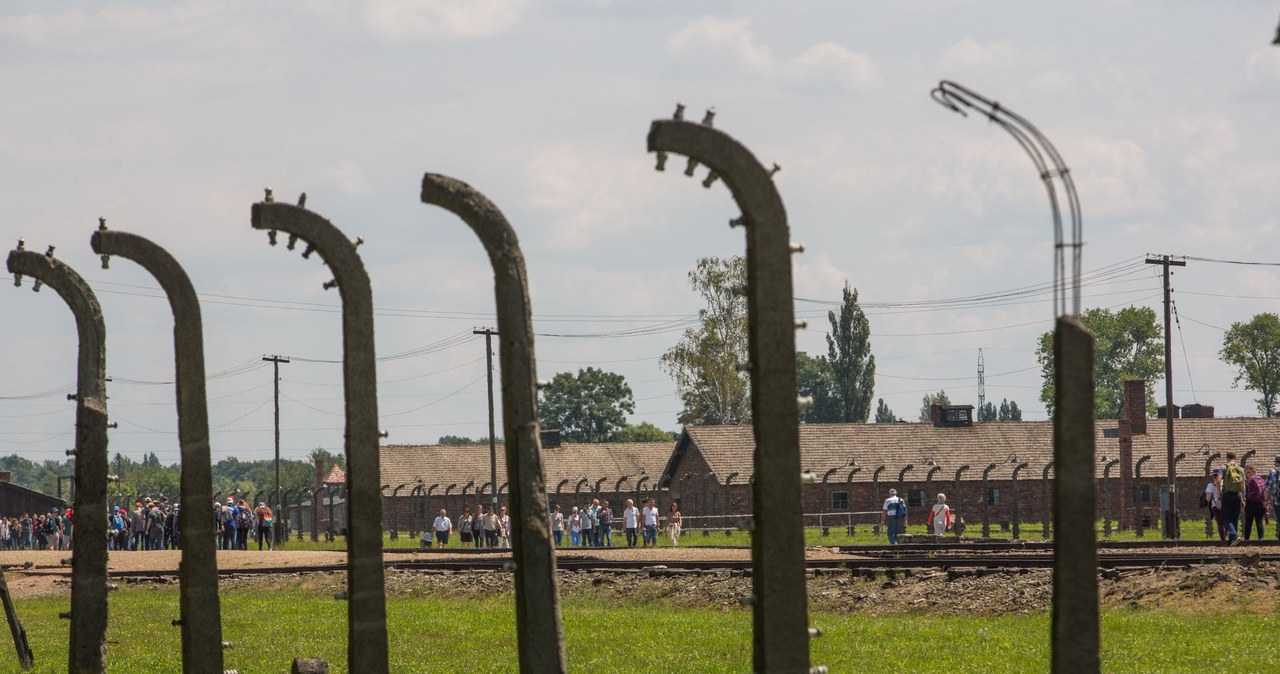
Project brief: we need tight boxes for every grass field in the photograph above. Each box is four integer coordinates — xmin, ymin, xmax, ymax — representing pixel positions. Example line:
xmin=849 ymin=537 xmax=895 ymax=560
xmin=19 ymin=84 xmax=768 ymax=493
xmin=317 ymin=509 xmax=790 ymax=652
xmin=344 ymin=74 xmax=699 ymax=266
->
xmin=8 ymin=583 xmax=1276 ymax=673
xmin=273 ymin=517 xmax=1231 ymax=551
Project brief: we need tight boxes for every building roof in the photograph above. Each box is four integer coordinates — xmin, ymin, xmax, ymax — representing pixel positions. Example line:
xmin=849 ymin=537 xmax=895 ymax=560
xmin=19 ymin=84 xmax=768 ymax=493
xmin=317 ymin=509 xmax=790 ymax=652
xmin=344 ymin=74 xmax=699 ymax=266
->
xmin=320 ymin=464 xmax=346 ymax=485
xmin=671 ymin=418 xmax=1280 ymax=484
xmin=380 ymin=441 xmax=676 ymax=495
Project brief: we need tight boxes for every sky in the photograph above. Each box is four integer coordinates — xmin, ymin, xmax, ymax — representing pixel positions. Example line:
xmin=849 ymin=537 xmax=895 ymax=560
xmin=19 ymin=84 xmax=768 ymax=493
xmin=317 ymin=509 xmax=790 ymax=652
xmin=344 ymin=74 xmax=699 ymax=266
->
xmin=2 ymin=1 xmax=1279 ymax=466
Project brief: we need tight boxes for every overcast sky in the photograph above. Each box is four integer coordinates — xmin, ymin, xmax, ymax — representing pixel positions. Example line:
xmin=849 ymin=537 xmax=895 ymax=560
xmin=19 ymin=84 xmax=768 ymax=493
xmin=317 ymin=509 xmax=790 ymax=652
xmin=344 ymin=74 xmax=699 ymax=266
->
xmin=2 ymin=1 xmax=1279 ymax=465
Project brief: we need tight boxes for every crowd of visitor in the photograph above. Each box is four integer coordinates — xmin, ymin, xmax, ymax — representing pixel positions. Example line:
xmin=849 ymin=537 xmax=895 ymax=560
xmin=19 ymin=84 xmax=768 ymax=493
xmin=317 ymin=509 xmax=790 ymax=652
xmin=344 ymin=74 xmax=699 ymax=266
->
xmin=1205 ymin=452 xmax=1280 ymax=545
xmin=0 ymin=508 xmax=73 ymax=550
xmin=413 ymin=496 xmax=681 ymax=549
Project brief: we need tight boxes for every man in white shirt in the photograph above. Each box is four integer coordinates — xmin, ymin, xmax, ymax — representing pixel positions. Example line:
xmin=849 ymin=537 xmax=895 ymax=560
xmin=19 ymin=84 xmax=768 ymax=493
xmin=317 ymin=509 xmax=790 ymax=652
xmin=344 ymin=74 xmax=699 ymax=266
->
xmin=433 ymin=509 xmax=452 ymax=548
xmin=622 ymin=499 xmax=640 ymax=547
xmin=641 ymin=498 xmax=659 ymax=547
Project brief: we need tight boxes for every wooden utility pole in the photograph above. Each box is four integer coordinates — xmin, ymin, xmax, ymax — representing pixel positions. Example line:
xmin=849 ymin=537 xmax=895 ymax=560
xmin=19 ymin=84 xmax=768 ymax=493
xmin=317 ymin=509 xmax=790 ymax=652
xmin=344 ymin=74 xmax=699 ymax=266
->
xmin=1145 ymin=254 xmax=1186 ymax=539
xmin=263 ymin=354 xmax=290 ymax=542
xmin=473 ymin=328 xmax=498 ymax=509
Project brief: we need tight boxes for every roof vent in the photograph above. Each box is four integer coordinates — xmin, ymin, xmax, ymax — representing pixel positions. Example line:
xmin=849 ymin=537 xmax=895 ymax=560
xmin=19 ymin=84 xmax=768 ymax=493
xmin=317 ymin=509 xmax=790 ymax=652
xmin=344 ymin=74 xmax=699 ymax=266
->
xmin=932 ymin=405 xmax=974 ymax=428
xmin=540 ymin=429 xmax=561 ymax=449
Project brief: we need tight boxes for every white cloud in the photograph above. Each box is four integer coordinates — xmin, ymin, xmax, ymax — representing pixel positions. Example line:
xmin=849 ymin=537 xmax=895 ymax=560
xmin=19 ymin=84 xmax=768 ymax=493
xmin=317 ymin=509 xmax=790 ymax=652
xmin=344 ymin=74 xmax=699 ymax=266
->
xmin=362 ymin=0 xmax=529 ymax=41
xmin=789 ymin=42 xmax=878 ymax=91
xmin=321 ymin=162 xmax=370 ymax=196
xmin=667 ymin=17 xmax=875 ymax=90
xmin=939 ymin=38 xmax=1017 ymax=70
xmin=0 ymin=3 xmax=223 ymax=44
xmin=1068 ymin=136 xmax=1166 ymax=218
xmin=667 ymin=16 xmax=775 ymax=73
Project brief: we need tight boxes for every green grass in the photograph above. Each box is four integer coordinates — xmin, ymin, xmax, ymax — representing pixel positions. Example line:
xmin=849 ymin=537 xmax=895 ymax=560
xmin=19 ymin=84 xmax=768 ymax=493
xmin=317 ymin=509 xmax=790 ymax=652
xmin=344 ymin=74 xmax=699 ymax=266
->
xmin=7 ymin=585 xmax=1276 ymax=672
xmin=272 ymin=517 xmax=1226 ymax=552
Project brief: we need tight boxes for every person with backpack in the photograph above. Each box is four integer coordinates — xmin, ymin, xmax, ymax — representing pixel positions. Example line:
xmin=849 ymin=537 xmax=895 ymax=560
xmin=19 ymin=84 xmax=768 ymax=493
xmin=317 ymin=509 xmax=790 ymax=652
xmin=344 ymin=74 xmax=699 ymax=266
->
xmin=146 ymin=503 xmax=166 ymax=550
xmin=1243 ymin=465 xmax=1267 ymax=541
xmin=235 ymin=500 xmax=253 ymax=550
xmin=254 ymin=502 xmax=273 ymax=551
xmin=1266 ymin=454 xmax=1280 ymax=541
xmin=881 ymin=488 xmax=908 ymax=544
xmin=220 ymin=498 xmax=237 ymax=550
xmin=1220 ymin=452 xmax=1245 ymax=545
xmin=927 ymin=493 xmax=953 ymax=536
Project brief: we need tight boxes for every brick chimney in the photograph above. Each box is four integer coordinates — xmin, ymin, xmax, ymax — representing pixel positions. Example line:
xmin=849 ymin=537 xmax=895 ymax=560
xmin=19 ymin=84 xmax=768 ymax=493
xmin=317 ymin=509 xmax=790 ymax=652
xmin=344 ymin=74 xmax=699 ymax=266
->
xmin=930 ymin=404 xmax=943 ymax=426
xmin=1117 ymin=380 xmax=1146 ymax=530
xmin=1123 ymin=380 xmax=1147 ymax=435
xmin=0 ymin=471 xmax=10 ymax=483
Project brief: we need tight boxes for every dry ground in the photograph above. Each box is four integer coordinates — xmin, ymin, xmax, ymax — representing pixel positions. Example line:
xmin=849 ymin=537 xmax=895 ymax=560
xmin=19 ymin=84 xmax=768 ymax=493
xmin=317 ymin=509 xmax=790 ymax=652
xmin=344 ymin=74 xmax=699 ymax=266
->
xmin=3 ymin=547 xmax=1276 ymax=617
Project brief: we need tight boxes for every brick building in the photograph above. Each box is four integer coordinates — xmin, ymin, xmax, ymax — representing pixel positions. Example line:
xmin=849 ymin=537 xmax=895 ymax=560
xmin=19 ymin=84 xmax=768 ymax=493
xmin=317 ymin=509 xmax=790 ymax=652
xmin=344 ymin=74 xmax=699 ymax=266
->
xmin=378 ymin=441 xmax=673 ymax=535
xmin=661 ymin=399 xmax=1280 ymax=534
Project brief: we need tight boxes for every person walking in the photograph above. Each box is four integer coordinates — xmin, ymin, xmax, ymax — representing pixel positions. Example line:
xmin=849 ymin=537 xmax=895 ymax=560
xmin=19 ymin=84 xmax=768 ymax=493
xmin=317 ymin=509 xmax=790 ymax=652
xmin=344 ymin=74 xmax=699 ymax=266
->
xmin=622 ymin=499 xmax=639 ymax=547
xmin=598 ymin=500 xmax=614 ymax=547
xmin=1266 ymin=455 xmax=1280 ymax=541
xmin=667 ymin=502 xmax=682 ymax=546
xmin=498 ymin=506 xmax=511 ymax=549
xmin=471 ymin=505 xmax=485 ymax=548
xmin=881 ymin=488 xmax=908 ymax=545
xmin=433 ymin=509 xmax=452 ymax=548
xmin=459 ymin=507 xmax=474 ymax=547
xmin=483 ymin=506 xmax=501 ymax=548
xmin=927 ymin=493 xmax=952 ymax=535
xmin=641 ymin=498 xmax=659 ymax=547
xmin=550 ymin=505 xmax=564 ymax=547
xmin=1206 ymin=470 xmax=1226 ymax=542
xmin=254 ymin=502 xmax=273 ymax=551
xmin=1243 ymin=465 xmax=1267 ymax=541
xmin=131 ymin=502 xmax=148 ymax=552
xmin=1221 ymin=452 xmax=1245 ymax=545
xmin=569 ymin=506 xmax=582 ymax=547
xmin=579 ymin=502 xmax=594 ymax=548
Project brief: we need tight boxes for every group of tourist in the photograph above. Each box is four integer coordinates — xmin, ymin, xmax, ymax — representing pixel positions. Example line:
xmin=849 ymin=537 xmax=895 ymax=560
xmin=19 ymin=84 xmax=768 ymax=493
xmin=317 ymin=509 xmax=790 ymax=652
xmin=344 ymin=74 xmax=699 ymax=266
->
xmin=0 ymin=509 xmax=73 ymax=550
xmin=881 ymin=489 xmax=953 ymax=545
xmin=415 ymin=497 xmax=684 ymax=549
xmin=1204 ymin=452 xmax=1280 ymax=545
xmin=214 ymin=497 xmax=274 ymax=551
xmin=108 ymin=497 xmax=179 ymax=551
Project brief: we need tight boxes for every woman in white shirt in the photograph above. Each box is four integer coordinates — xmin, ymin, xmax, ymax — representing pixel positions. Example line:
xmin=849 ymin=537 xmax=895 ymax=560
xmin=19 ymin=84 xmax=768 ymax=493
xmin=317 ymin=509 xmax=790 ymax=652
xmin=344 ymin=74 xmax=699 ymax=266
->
xmin=927 ymin=493 xmax=952 ymax=535
xmin=550 ymin=505 xmax=564 ymax=547
xmin=1206 ymin=470 xmax=1225 ymax=541
xmin=569 ymin=507 xmax=582 ymax=546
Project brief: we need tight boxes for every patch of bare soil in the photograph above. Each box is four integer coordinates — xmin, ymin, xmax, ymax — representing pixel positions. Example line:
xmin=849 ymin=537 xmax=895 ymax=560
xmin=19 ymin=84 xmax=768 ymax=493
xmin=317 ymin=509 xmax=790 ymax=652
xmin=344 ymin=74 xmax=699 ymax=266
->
xmin=6 ymin=549 xmax=1277 ymax=617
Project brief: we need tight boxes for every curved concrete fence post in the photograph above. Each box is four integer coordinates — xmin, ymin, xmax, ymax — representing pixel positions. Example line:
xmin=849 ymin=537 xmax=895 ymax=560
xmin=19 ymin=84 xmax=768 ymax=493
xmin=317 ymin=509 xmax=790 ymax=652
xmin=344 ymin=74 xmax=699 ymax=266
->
xmin=951 ymin=465 xmax=969 ymax=533
xmin=647 ymin=106 xmax=810 ymax=673
xmin=251 ymin=192 xmax=387 ymax=673
xmin=8 ymin=243 xmax=109 ymax=673
xmin=1102 ymin=460 xmax=1120 ymax=538
xmin=420 ymin=173 xmax=566 ymax=672
xmin=844 ymin=466 xmax=861 ymax=535
xmin=1134 ymin=456 xmax=1152 ymax=538
xmin=981 ymin=464 xmax=998 ymax=538
xmin=1041 ymin=462 xmax=1055 ymax=539
xmin=1011 ymin=462 xmax=1030 ymax=539
xmin=91 ymin=226 xmax=223 ymax=673
xmin=934 ymin=81 xmax=1095 ymax=674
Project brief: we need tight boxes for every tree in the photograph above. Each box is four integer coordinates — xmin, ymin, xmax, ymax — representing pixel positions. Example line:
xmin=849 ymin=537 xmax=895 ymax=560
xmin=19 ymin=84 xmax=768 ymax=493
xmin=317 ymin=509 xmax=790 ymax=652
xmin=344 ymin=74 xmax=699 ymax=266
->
xmin=660 ymin=256 xmax=751 ymax=425
xmin=826 ymin=283 xmax=876 ymax=422
xmin=875 ymin=398 xmax=896 ymax=423
xmin=796 ymin=351 xmax=840 ymax=423
xmin=1220 ymin=312 xmax=1280 ymax=417
xmin=918 ymin=390 xmax=951 ymax=421
xmin=538 ymin=367 xmax=635 ymax=442
xmin=977 ymin=401 xmax=998 ymax=421
xmin=612 ymin=422 xmax=677 ymax=443
xmin=998 ymin=399 xmax=1022 ymax=421
xmin=1036 ymin=306 xmax=1162 ymax=418
xmin=438 ymin=435 xmax=483 ymax=445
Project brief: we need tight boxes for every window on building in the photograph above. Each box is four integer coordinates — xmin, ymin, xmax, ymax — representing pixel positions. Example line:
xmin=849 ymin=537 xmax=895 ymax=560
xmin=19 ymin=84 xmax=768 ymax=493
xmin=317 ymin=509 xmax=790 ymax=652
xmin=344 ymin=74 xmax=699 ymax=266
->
xmin=831 ymin=491 xmax=849 ymax=511
xmin=987 ymin=488 xmax=1001 ymax=505
xmin=907 ymin=489 xmax=925 ymax=508
xmin=1139 ymin=485 xmax=1153 ymax=505
xmin=945 ymin=408 xmax=971 ymax=424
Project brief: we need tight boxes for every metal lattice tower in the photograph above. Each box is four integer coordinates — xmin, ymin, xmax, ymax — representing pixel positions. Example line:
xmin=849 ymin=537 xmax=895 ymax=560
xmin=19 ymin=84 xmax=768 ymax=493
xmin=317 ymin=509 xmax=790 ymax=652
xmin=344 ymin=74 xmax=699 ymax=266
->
xmin=977 ymin=348 xmax=986 ymax=411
